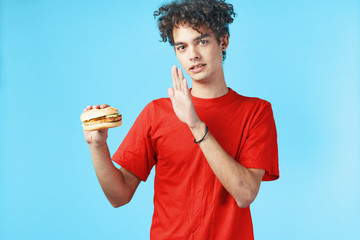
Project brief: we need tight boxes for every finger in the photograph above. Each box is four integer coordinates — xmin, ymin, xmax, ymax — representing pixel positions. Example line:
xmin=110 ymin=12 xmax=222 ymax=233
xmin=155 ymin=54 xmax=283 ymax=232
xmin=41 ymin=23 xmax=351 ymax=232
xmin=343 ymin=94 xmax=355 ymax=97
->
xmin=183 ymin=78 xmax=190 ymax=95
xmin=93 ymin=105 xmax=100 ymax=109
xmin=100 ymin=104 xmax=109 ymax=108
xmin=168 ymin=87 xmax=174 ymax=99
xmin=171 ymin=65 xmax=180 ymax=91
xmin=171 ymin=65 xmax=178 ymax=90
xmin=178 ymin=69 xmax=186 ymax=92
xmin=98 ymin=128 xmax=108 ymax=134
xmin=178 ymin=68 xmax=184 ymax=80
xmin=84 ymin=105 xmax=92 ymax=112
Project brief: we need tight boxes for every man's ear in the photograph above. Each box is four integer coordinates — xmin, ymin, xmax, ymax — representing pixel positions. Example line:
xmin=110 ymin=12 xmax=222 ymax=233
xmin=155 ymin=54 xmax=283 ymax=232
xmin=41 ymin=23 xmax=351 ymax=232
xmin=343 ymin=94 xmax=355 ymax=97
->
xmin=220 ymin=34 xmax=230 ymax=51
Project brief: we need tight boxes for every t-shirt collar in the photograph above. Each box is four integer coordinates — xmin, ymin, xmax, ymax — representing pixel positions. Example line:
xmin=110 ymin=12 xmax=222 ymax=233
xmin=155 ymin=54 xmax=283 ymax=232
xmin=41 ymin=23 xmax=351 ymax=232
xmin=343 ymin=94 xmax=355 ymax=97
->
xmin=190 ymin=87 xmax=236 ymax=108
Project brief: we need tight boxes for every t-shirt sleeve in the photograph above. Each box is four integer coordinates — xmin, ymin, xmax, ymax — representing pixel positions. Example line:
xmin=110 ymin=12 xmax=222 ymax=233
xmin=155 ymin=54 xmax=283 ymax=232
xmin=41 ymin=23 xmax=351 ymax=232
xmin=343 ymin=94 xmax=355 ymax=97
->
xmin=239 ymin=101 xmax=279 ymax=181
xmin=112 ymin=102 xmax=156 ymax=182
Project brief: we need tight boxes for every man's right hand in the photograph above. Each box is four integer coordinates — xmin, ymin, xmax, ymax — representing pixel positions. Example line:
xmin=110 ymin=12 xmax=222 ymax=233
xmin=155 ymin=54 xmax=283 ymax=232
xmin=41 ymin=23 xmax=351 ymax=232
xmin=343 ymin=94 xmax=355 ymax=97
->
xmin=82 ymin=103 xmax=140 ymax=208
xmin=83 ymin=104 xmax=110 ymax=145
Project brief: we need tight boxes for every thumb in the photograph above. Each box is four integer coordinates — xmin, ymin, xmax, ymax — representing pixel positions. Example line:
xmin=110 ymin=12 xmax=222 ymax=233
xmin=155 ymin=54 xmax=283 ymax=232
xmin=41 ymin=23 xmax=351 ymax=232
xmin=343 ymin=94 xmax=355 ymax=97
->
xmin=168 ymin=87 xmax=175 ymax=101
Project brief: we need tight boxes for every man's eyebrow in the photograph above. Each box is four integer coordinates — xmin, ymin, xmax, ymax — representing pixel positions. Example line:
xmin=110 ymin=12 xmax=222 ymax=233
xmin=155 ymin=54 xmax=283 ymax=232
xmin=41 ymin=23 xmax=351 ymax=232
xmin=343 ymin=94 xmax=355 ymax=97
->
xmin=194 ymin=33 xmax=210 ymax=41
xmin=174 ymin=33 xmax=211 ymax=46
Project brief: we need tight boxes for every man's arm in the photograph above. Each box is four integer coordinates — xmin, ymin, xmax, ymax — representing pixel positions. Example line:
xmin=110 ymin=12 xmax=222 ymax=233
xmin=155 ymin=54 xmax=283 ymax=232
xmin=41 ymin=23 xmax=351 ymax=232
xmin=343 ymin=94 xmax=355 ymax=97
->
xmin=190 ymin=122 xmax=265 ymax=208
xmin=84 ymin=104 xmax=141 ymax=208
xmin=168 ymin=67 xmax=265 ymax=208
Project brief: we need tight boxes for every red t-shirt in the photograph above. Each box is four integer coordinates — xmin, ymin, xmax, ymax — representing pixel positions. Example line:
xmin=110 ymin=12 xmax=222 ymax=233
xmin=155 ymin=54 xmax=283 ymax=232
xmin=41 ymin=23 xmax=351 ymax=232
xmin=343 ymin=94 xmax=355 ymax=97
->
xmin=112 ymin=88 xmax=279 ymax=240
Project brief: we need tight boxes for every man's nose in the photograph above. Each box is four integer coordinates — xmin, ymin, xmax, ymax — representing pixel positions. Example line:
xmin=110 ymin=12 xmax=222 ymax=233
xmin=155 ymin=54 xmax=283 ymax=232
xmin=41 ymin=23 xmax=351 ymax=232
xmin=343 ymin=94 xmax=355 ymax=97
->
xmin=189 ymin=46 xmax=200 ymax=61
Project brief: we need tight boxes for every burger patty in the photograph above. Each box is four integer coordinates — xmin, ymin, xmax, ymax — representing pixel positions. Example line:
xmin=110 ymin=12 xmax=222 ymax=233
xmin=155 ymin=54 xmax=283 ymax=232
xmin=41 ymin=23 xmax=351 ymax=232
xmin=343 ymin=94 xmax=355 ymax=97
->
xmin=83 ymin=116 xmax=122 ymax=126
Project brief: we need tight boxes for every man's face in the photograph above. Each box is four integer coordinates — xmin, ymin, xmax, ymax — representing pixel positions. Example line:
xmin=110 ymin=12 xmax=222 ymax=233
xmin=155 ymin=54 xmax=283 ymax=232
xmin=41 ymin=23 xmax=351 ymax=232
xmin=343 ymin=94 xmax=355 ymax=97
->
xmin=172 ymin=24 xmax=228 ymax=84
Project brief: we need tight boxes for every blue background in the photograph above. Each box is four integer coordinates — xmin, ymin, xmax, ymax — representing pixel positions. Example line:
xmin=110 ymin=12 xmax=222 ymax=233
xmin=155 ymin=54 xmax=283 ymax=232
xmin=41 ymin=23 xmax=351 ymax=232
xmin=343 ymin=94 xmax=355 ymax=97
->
xmin=1 ymin=0 xmax=359 ymax=239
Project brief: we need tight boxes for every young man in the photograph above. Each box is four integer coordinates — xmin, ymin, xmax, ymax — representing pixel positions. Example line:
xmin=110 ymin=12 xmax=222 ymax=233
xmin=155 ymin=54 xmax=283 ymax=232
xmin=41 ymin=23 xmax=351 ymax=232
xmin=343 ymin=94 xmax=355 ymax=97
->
xmin=83 ymin=0 xmax=279 ymax=239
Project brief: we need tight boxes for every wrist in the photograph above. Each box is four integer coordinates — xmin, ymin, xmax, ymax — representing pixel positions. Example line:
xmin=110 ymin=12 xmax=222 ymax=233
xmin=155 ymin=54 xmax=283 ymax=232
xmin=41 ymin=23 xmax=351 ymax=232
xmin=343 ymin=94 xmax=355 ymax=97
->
xmin=188 ymin=118 xmax=204 ymax=130
xmin=190 ymin=121 xmax=207 ymax=142
xmin=88 ymin=140 xmax=108 ymax=149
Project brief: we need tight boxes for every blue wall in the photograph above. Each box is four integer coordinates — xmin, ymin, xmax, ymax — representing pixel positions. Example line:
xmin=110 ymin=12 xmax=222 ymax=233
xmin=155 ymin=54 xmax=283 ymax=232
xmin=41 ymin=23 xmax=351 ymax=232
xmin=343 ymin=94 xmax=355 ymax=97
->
xmin=1 ymin=0 xmax=359 ymax=239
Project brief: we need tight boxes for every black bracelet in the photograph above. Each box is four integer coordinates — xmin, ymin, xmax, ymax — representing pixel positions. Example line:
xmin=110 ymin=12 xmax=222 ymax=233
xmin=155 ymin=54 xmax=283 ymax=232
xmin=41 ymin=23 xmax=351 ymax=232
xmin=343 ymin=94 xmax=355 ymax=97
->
xmin=194 ymin=125 xmax=209 ymax=144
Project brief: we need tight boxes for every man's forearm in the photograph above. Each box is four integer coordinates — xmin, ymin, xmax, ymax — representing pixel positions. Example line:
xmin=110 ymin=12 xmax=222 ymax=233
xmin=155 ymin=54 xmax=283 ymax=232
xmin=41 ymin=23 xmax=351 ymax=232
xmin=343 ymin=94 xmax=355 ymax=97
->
xmin=88 ymin=143 xmax=133 ymax=207
xmin=190 ymin=122 xmax=264 ymax=208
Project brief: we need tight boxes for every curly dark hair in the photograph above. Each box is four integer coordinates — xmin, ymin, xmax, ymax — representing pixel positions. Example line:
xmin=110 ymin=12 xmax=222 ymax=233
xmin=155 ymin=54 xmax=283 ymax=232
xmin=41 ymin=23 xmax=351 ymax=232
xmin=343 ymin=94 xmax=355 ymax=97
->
xmin=154 ymin=0 xmax=236 ymax=61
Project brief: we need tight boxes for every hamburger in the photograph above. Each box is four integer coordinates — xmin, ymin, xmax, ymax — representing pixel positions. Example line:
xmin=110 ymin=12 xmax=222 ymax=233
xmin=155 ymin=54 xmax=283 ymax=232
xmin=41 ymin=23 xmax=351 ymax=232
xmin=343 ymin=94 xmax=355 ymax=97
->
xmin=81 ymin=107 xmax=122 ymax=131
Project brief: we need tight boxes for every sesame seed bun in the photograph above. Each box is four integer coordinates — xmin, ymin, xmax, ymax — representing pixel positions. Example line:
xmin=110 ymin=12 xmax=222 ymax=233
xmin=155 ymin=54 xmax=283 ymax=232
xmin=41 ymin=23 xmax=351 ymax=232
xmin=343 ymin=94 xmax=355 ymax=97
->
xmin=81 ymin=107 xmax=122 ymax=131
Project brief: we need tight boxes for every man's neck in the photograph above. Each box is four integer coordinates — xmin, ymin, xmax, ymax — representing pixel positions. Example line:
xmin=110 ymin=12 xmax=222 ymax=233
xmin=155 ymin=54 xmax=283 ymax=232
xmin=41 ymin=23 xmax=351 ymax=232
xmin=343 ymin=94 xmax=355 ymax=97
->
xmin=190 ymin=78 xmax=228 ymax=99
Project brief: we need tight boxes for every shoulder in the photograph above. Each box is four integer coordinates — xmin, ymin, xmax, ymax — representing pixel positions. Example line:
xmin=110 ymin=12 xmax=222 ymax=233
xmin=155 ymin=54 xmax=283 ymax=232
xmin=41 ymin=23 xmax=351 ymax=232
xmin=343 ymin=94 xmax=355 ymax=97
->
xmin=140 ymin=97 xmax=178 ymax=131
xmin=141 ymin=97 xmax=171 ymax=111
xmin=145 ymin=97 xmax=172 ymax=113
xmin=152 ymin=97 xmax=172 ymax=108
xmin=231 ymin=89 xmax=272 ymax=112
xmin=130 ymin=98 xmax=172 ymax=131
xmin=139 ymin=98 xmax=173 ymax=120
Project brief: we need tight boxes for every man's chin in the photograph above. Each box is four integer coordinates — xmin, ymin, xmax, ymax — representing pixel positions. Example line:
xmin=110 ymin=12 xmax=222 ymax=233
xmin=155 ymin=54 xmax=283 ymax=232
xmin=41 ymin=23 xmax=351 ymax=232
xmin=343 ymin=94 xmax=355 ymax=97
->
xmin=190 ymin=74 xmax=210 ymax=84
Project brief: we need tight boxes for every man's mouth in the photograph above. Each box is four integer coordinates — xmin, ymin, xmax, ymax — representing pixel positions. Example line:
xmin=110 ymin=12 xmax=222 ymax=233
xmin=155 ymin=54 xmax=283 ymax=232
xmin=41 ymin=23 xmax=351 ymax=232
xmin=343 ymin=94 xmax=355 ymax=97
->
xmin=190 ymin=64 xmax=206 ymax=73
xmin=190 ymin=64 xmax=205 ymax=70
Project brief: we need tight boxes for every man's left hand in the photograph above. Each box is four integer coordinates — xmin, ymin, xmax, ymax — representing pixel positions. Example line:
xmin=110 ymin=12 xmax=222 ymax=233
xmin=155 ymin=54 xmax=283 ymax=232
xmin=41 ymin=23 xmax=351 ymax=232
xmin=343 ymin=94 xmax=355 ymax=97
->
xmin=168 ymin=65 xmax=202 ymax=129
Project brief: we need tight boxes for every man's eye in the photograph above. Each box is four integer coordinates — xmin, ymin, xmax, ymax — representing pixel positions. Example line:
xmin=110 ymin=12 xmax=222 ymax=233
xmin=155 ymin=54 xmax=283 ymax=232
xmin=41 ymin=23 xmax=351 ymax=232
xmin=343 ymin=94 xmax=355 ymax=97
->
xmin=177 ymin=46 xmax=185 ymax=51
xmin=199 ymin=40 xmax=208 ymax=45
